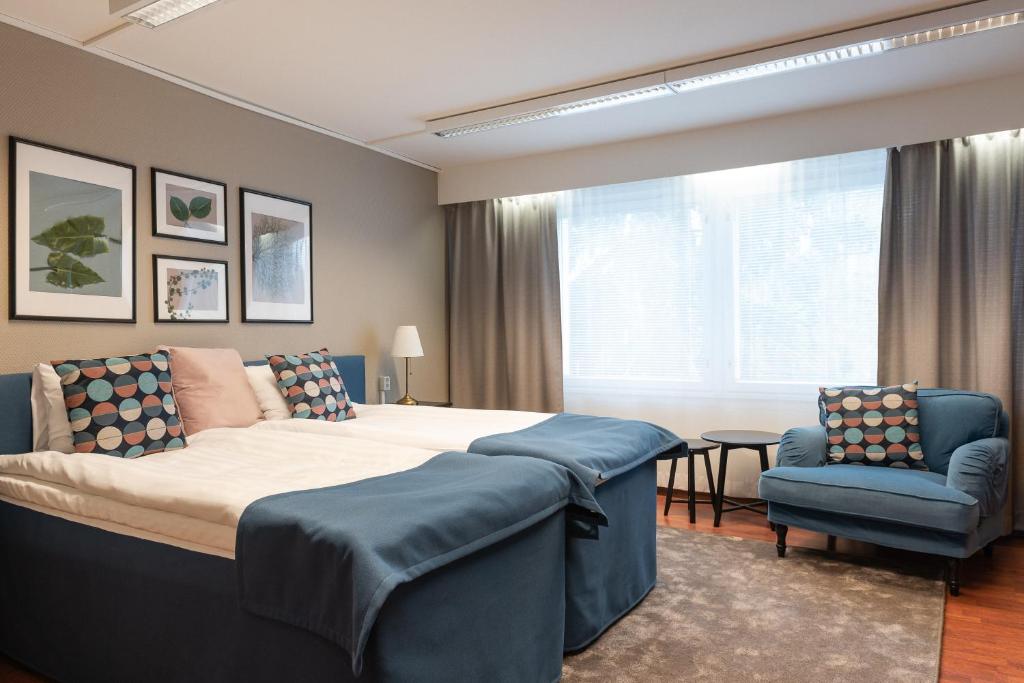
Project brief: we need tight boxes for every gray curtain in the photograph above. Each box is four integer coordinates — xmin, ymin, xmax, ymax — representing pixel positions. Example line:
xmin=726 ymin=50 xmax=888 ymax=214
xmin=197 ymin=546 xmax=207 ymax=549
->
xmin=878 ymin=131 xmax=1024 ymax=530
xmin=445 ymin=196 xmax=564 ymax=412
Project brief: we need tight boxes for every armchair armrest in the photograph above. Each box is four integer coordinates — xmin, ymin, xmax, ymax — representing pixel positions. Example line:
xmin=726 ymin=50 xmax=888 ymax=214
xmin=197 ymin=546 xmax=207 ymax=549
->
xmin=946 ymin=437 xmax=1009 ymax=518
xmin=776 ymin=426 xmax=828 ymax=468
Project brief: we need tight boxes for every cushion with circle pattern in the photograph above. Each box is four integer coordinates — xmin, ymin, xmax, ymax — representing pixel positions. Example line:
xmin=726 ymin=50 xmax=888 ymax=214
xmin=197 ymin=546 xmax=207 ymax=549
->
xmin=50 ymin=352 xmax=187 ymax=458
xmin=819 ymin=382 xmax=926 ymax=470
xmin=265 ymin=349 xmax=356 ymax=421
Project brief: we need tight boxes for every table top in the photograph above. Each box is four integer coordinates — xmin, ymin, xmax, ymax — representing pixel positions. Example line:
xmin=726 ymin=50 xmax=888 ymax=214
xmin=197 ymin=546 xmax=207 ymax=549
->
xmin=683 ymin=438 xmax=720 ymax=451
xmin=700 ymin=430 xmax=782 ymax=446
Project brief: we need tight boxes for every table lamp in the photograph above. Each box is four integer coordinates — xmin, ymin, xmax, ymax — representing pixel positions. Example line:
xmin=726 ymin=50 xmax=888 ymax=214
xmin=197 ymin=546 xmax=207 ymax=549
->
xmin=391 ymin=325 xmax=424 ymax=405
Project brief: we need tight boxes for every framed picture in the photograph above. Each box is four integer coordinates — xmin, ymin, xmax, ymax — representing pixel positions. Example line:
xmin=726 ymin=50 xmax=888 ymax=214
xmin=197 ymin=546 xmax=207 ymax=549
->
xmin=240 ymin=188 xmax=313 ymax=323
xmin=151 ymin=168 xmax=227 ymax=244
xmin=9 ymin=137 xmax=135 ymax=323
xmin=153 ymin=254 xmax=228 ymax=323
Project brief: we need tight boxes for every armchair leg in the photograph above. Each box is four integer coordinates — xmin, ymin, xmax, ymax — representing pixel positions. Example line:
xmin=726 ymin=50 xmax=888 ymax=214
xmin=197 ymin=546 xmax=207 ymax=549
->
xmin=947 ymin=558 xmax=961 ymax=597
xmin=983 ymin=543 xmax=994 ymax=558
xmin=827 ymin=535 xmax=836 ymax=552
xmin=775 ymin=524 xmax=788 ymax=558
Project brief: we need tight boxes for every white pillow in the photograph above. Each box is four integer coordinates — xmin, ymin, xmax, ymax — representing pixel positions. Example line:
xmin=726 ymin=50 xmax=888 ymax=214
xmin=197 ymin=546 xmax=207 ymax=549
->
xmin=31 ymin=363 xmax=75 ymax=453
xmin=245 ymin=364 xmax=290 ymax=420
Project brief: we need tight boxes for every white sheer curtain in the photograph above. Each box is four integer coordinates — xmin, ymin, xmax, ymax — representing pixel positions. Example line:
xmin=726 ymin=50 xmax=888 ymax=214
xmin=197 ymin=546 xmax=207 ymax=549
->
xmin=558 ymin=149 xmax=887 ymax=496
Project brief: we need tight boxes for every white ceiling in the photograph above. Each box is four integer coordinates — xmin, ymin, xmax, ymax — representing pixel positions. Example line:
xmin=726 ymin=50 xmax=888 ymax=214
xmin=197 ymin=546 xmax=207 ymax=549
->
xmin=2 ymin=0 xmax=1022 ymax=170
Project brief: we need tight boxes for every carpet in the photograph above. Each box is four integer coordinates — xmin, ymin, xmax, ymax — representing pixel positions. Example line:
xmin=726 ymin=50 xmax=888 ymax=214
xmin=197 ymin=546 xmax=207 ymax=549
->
xmin=562 ymin=526 xmax=945 ymax=682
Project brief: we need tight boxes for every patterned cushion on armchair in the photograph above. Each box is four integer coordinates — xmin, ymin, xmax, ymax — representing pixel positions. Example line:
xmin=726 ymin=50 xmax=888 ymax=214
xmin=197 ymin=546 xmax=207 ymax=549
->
xmin=819 ymin=383 xmax=925 ymax=470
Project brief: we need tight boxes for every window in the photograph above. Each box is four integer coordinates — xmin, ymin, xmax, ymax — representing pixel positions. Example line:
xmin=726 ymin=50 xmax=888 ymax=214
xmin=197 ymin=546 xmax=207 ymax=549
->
xmin=558 ymin=149 xmax=887 ymax=397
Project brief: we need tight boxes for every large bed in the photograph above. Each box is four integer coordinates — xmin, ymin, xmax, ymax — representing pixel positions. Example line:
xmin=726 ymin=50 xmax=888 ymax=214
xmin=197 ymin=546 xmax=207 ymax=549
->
xmin=248 ymin=357 xmax=672 ymax=652
xmin=0 ymin=370 xmax=578 ymax=683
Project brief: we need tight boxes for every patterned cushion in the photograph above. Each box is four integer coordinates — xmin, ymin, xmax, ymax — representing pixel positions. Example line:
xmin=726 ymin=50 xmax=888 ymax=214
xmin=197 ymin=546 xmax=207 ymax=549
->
xmin=265 ymin=349 xmax=356 ymax=421
xmin=50 ymin=352 xmax=186 ymax=458
xmin=820 ymin=383 xmax=925 ymax=470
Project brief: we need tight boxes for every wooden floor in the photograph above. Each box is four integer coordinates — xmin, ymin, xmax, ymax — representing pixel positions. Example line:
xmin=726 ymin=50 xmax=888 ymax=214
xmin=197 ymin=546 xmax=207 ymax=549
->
xmin=2 ymin=493 xmax=1023 ymax=682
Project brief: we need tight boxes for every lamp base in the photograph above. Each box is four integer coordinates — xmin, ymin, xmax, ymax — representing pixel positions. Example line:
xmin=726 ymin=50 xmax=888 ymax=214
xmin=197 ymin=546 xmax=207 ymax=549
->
xmin=396 ymin=393 xmax=418 ymax=406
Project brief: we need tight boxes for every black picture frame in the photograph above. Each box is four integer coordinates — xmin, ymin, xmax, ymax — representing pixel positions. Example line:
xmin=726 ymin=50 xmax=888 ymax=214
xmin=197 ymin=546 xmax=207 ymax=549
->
xmin=152 ymin=254 xmax=230 ymax=323
xmin=239 ymin=187 xmax=314 ymax=324
xmin=8 ymin=136 xmax=137 ymax=323
xmin=151 ymin=167 xmax=228 ymax=245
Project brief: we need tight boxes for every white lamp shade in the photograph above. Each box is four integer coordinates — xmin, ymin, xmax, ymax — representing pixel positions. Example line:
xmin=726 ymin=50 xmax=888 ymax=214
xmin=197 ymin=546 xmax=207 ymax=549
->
xmin=391 ymin=325 xmax=424 ymax=358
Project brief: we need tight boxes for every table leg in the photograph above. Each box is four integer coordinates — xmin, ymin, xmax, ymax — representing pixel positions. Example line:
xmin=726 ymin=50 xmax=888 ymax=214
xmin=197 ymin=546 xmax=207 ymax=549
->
xmin=714 ymin=446 xmax=729 ymax=527
xmin=664 ymin=456 xmax=678 ymax=516
xmin=703 ymin=451 xmax=716 ymax=510
xmin=687 ymin=448 xmax=696 ymax=523
xmin=758 ymin=444 xmax=773 ymax=529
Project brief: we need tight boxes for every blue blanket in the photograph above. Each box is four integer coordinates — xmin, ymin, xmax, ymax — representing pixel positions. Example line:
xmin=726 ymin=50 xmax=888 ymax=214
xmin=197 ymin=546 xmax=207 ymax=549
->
xmin=469 ymin=413 xmax=685 ymax=490
xmin=235 ymin=451 xmax=603 ymax=675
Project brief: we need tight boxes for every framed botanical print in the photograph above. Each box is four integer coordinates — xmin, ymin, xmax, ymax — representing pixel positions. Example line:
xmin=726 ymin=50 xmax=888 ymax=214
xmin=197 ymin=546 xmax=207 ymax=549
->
xmin=153 ymin=255 xmax=228 ymax=323
xmin=9 ymin=137 xmax=135 ymax=322
xmin=240 ymin=188 xmax=313 ymax=323
xmin=151 ymin=168 xmax=227 ymax=244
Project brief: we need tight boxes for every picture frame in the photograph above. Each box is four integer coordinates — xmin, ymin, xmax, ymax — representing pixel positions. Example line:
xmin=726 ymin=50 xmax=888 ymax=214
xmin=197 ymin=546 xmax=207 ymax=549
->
xmin=8 ymin=137 xmax=136 ymax=323
xmin=152 ymin=254 xmax=229 ymax=323
xmin=151 ymin=168 xmax=227 ymax=245
xmin=239 ymin=188 xmax=313 ymax=323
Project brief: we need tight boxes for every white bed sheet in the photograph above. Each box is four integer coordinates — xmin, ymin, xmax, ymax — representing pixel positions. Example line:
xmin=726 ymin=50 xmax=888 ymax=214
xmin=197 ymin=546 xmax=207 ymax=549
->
xmin=0 ymin=428 xmax=438 ymax=558
xmin=253 ymin=403 xmax=551 ymax=452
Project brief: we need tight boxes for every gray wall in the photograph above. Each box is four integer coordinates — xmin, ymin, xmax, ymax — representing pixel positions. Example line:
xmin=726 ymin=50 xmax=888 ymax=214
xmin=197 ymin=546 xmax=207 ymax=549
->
xmin=0 ymin=23 xmax=446 ymax=402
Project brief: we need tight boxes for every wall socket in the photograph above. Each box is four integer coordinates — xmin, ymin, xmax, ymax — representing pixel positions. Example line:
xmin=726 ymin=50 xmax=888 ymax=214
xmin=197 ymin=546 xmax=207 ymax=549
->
xmin=378 ymin=375 xmax=392 ymax=391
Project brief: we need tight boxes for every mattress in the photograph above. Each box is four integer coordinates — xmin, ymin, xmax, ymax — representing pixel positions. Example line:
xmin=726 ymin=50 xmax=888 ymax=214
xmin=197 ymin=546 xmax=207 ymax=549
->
xmin=0 ymin=427 xmax=437 ymax=557
xmin=253 ymin=402 xmax=550 ymax=451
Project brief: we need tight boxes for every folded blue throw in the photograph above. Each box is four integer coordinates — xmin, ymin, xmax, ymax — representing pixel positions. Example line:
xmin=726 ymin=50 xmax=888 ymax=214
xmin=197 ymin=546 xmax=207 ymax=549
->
xmin=236 ymin=451 xmax=602 ymax=674
xmin=469 ymin=412 xmax=685 ymax=490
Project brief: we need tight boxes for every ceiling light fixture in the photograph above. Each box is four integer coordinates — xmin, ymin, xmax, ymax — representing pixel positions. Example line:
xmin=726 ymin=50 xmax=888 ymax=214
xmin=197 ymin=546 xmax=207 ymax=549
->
xmin=429 ymin=5 xmax=1024 ymax=139
xmin=110 ymin=0 xmax=223 ymax=29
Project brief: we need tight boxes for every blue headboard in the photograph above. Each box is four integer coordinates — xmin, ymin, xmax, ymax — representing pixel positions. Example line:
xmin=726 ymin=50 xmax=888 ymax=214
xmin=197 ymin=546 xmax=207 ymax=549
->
xmin=0 ymin=373 xmax=33 ymax=456
xmin=243 ymin=354 xmax=367 ymax=404
xmin=0 ymin=354 xmax=366 ymax=455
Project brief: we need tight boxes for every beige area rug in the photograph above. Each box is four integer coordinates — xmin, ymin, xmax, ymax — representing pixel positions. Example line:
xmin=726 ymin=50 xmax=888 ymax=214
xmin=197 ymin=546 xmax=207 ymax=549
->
xmin=563 ymin=526 xmax=945 ymax=682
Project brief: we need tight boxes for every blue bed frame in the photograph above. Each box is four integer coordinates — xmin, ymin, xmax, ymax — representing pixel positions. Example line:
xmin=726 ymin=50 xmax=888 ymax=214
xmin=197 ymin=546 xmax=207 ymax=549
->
xmin=0 ymin=356 xmax=568 ymax=682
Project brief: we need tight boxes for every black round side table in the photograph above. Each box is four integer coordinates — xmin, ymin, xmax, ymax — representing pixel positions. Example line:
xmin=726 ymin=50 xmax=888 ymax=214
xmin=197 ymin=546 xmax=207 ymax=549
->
xmin=658 ymin=439 xmax=719 ymax=523
xmin=700 ymin=430 xmax=781 ymax=527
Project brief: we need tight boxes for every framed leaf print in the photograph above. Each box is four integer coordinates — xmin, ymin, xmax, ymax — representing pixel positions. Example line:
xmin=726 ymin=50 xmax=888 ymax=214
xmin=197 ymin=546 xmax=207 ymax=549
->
xmin=152 ymin=168 xmax=227 ymax=244
xmin=240 ymin=188 xmax=313 ymax=323
xmin=153 ymin=255 xmax=229 ymax=323
xmin=9 ymin=137 xmax=136 ymax=323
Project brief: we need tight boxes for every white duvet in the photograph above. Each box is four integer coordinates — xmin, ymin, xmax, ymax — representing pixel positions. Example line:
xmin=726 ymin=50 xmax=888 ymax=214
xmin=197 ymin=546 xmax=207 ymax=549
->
xmin=0 ymin=428 xmax=437 ymax=558
xmin=254 ymin=403 xmax=551 ymax=452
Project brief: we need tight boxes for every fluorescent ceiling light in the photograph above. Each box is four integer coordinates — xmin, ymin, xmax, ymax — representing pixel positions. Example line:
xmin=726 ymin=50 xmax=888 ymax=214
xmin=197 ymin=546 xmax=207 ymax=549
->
xmin=111 ymin=0 xmax=222 ymax=29
xmin=668 ymin=11 xmax=1023 ymax=93
xmin=433 ymin=84 xmax=673 ymax=138
xmin=431 ymin=8 xmax=1023 ymax=139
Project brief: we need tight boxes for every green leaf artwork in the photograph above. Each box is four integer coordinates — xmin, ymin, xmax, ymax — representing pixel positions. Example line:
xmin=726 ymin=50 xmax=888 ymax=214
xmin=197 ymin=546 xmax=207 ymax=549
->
xmin=169 ymin=193 xmax=214 ymax=225
xmin=30 ymin=214 xmax=118 ymax=290
xmin=169 ymin=195 xmax=190 ymax=222
xmin=164 ymin=267 xmax=218 ymax=319
xmin=45 ymin=252 xmax=104 ymax=289
xmin=31 ymin=215 xmax=110 ymax=257
xmin=189 ymin=195 xmax=212 ymax=219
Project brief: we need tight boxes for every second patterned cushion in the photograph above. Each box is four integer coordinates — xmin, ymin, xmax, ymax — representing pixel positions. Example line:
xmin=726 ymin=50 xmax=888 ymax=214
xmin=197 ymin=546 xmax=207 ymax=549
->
xmin=266 ymin=349 xmax=356 ymax=421
xmin=819 ymin=382 xmax=926 ymax=470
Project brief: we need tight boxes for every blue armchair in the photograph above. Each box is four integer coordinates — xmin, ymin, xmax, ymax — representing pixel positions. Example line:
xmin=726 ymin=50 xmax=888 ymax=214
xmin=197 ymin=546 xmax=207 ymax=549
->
xmin=758 ymin=389 xmax=1010 ymax=595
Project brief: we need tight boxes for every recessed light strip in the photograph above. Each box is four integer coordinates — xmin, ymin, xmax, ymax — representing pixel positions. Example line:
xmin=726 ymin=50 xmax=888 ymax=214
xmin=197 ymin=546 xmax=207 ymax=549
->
xmin=433 ymin=84 xmax=673 ymax=138
xmin=120 ymin=0 xmax=222 ymax=29
xmin=431 ymin=9 xmax=1024 ymax=139
xmin=667 ymin=11 xmax=1023 ymax=93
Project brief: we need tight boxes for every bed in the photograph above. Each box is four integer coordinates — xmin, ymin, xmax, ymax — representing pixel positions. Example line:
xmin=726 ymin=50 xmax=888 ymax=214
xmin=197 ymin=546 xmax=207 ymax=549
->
xmin=0 ymin=371 xmax=579 ymax=683
xmin=248 ymin=357 xmax=675 ymax=652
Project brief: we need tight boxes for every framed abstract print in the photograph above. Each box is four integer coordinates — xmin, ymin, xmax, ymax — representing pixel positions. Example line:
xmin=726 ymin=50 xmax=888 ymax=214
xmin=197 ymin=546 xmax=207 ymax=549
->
xmin=152 ymin=168 xmax=227 ymax=244
xmin=240 ymin=188 xmax=313 ymax=323
xmin=9 ymin=137 xmax=136 ymax=323
xmin=153 ymin=255 xmax=228 ymax=323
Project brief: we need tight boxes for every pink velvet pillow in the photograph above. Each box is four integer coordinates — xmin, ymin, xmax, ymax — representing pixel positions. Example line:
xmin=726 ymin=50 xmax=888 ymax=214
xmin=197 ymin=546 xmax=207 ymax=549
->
xmin=168 ymin=347 xmax=264 ymax=435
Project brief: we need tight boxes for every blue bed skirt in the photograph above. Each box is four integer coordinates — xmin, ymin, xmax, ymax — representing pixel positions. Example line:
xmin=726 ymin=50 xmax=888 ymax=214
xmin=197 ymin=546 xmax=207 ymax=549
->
xmin=565 ymin=458 xmax=657 ymax=651
xmin=0 ymin=502 xmax=566 ymax=683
